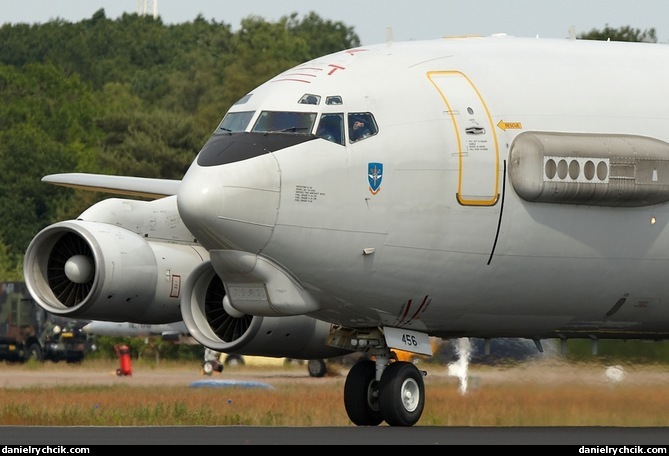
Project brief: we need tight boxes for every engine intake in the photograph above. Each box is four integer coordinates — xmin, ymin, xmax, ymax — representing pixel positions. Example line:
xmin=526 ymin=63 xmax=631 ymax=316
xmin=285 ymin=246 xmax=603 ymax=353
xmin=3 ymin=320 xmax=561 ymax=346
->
xmin=23 ymin=220 xmax=208 ymax=323
xmin=181 ymin=261 xmax=352 ymax=360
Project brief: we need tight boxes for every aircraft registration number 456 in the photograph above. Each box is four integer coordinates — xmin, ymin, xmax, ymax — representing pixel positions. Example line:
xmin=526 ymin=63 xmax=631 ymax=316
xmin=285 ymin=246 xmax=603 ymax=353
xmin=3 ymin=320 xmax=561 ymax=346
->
xmin=383 ymin=327 xmax=433 ymax=356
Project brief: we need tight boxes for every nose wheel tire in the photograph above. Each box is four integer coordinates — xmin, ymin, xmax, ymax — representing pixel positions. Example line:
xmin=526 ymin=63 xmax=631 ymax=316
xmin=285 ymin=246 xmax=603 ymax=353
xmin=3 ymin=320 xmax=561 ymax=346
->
xmin=344 ymin=360 xmax=383 ymax=426
xmin=379 ymin=361 xmax=425 ymax=426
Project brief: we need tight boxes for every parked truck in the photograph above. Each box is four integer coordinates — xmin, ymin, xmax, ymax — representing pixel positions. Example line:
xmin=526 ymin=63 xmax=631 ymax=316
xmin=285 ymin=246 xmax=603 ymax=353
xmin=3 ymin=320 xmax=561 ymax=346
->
xmin=0 ymin=282 xmax=93 ymax=363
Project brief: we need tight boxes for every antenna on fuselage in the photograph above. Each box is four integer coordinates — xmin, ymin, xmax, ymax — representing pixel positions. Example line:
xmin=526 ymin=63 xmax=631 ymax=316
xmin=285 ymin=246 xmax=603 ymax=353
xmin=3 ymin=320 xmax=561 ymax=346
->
xmin=386 ymin=26 xmax=394 ymax=45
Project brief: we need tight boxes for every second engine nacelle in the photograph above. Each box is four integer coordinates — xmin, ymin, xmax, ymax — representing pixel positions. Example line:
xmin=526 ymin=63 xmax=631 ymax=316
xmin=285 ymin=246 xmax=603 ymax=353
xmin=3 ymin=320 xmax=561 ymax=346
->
xmin=23 ymin=219 xmax=208 ymax=323
xmin=181 ymin=261 xmax=352 ymax=360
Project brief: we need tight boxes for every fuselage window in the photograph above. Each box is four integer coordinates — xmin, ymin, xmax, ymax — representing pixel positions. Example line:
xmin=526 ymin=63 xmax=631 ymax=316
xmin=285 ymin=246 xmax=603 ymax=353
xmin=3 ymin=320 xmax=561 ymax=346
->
xmin=234 ymin=93 xmax=253 ymax=105
xmin=348 ymin=113 xmax=378 ymax=143
xmin=326 ymin=96 xmax=343 ymax=105
xmin=299 ymin=94 xmax=320 ymax=105
xmin=316 ymin=113 xmax=344 ymax=145
xmin=252 ymin=111 xmax=317 ymax=133
xmin=216 ymin=111 xmax=254 ymax=133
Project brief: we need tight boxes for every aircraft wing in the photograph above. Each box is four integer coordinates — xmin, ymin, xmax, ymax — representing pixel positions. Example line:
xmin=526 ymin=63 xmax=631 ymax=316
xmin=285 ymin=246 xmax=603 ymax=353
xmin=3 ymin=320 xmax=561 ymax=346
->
xmin=42 ymin=173 xmax=181 ymax=199
xmin=82 ymin=321 xmax=189 ymax=338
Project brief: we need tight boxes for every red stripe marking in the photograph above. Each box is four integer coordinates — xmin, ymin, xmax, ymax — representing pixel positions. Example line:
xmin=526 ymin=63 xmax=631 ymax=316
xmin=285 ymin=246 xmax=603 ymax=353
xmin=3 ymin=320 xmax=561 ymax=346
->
xmin=408 ymin=295 xmax=429 ymax=322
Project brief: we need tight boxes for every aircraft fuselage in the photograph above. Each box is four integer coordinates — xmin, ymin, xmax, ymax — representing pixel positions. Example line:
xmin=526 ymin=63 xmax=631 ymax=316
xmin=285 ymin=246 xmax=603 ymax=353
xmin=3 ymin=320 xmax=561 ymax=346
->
xmin=177 ymin=35 xmax=669 ymax=340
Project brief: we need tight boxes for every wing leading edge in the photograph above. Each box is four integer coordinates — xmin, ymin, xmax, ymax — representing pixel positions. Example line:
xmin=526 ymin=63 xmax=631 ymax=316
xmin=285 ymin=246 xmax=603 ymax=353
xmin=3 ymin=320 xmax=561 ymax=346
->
xmin=42 ymin=173 xmax=180 ymax=199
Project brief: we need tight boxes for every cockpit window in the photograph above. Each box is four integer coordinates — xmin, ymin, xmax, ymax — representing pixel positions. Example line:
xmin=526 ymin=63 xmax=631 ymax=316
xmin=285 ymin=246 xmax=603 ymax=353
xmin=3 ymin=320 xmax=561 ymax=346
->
xmin=216 ymin=111 xmax=254 ymax=133
xmin=348 ymin=113 xmax=378 ymax=143
xmin=326 ymin=96 xmax=343 ymax=105
xmin=299 ymin=94 xmax=320 ymax=105
xmin=316 ymin=113 xmax=344 ymax=145
xmin=234 ymin=93 xmax=253 ymax=105
xmin=252 ymin=111 xmax=316 ymax=133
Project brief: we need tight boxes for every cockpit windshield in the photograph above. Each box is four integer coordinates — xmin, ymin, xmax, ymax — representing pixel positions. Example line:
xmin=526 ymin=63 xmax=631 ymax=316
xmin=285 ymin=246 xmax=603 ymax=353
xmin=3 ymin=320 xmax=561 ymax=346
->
xmin=216 ymin=111 xmax=254 ymax=133
xmin=215 ymin=108 xmax=378 ymax=144
xmin=252 ymin=111 xmax=317 ymax=134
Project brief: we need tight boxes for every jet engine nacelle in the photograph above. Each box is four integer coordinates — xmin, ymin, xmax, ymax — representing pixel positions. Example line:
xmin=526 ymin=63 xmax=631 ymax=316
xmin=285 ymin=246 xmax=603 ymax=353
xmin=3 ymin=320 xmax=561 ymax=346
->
xmin=181 ymin=261 xmax=353 ymax=360
xmin=23 ymin=219 xmax=208 ymax=323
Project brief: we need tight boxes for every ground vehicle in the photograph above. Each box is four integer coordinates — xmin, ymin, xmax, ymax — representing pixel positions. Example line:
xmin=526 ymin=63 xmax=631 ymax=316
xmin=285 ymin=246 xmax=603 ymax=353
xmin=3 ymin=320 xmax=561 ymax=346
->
xmin=0 ymin=282 xmax=92 ymax=363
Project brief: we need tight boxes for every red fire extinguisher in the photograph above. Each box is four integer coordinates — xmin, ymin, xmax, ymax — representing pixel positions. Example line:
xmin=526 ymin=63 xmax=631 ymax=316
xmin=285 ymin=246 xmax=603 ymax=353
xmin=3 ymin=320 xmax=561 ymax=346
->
xmin=114 ymin=344 xmax=132 ymax=376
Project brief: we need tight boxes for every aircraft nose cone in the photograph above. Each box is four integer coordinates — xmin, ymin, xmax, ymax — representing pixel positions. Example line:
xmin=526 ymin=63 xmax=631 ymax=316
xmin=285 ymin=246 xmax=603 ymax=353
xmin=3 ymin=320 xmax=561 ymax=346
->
xmin=177 ymin=156 xmax=281 ymax=252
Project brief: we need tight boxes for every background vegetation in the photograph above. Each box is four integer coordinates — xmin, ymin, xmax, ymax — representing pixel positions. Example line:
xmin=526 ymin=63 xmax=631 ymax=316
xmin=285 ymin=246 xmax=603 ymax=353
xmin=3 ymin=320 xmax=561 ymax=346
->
xmin=89 ymin=335 xmax=204 ymax=362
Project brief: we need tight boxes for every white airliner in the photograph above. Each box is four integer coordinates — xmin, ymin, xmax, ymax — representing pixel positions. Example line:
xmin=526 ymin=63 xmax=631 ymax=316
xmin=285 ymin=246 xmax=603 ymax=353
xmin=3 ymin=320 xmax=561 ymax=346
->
xmin=22 ymin=33 xmax=669 ymax=426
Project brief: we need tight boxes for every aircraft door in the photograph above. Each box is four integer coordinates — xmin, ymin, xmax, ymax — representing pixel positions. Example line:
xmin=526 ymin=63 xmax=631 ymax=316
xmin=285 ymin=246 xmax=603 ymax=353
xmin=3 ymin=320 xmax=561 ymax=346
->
xmin=427 ymin=71 xmax=500 ymax=206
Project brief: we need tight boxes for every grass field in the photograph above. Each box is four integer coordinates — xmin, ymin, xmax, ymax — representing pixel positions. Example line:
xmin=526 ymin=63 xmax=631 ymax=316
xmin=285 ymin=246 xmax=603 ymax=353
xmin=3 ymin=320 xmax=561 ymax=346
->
xmin=1 ymin=357 xmax=668 ymax=426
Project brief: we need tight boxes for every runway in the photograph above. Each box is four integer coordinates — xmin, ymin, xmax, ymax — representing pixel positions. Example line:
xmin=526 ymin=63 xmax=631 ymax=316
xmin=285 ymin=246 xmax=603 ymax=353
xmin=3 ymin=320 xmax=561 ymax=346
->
xmin=2 ymin=425 xmax=669 ymax=445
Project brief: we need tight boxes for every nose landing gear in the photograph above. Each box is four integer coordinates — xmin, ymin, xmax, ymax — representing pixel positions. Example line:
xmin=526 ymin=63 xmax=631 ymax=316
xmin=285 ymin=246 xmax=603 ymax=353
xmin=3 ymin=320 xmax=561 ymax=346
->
xmin=344 ymin=357 xmax=425 ymax=427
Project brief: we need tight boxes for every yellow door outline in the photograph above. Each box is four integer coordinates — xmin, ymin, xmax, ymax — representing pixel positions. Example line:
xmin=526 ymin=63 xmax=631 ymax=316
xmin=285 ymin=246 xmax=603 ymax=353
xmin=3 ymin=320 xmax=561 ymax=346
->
xmin=427 ymin=70 xmax=500 ymax=206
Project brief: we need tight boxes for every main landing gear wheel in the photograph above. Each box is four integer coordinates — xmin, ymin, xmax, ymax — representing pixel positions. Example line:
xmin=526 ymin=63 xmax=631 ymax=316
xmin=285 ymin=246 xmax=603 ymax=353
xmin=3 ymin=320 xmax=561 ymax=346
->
xmin=202 ymin=360 xmax=220 ymax=375
xmin=379 ymin=361 xmax=425 ymax=426
xmin=307 ymin=359 xmax=327 ymax=378
xmin=344 ymin=360 xmax=383 ymax=426
xmin=224 ymin=355 xmax=245 ymax=367
xmin=203 ymin=361 xmax=213 ymax=375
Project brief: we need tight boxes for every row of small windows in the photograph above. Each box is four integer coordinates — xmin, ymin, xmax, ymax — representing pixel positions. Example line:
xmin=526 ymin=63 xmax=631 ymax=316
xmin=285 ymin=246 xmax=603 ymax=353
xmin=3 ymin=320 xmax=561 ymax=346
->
xmin=544 ymin=157 xmax=609 ymax=182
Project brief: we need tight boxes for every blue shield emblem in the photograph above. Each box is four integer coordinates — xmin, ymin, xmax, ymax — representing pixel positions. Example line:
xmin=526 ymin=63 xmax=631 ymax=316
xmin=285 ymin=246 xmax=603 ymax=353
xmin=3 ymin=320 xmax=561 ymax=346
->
xmin=368 ymin=162 xmax=383 ymax=195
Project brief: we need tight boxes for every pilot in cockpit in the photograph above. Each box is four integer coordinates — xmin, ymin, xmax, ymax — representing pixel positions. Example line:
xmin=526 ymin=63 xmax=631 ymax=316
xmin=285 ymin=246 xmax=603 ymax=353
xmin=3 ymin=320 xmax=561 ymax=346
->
xmin=350 ymin=119 xmax=371 ymax=142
